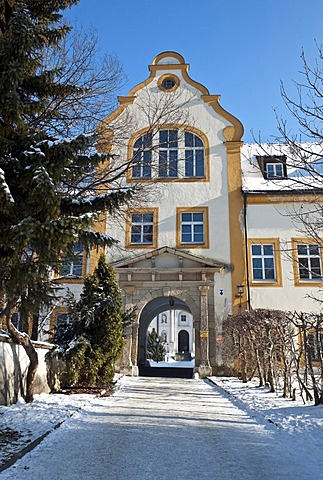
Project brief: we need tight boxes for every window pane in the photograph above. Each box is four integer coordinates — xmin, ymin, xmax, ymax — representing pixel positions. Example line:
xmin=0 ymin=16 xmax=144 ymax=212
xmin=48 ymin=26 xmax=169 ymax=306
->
xmin=73 ymin=265 xmax=82 ymax=276
xmin=169 ymin=150 xmax=178 ymax=177
xmin=132 ymin=214 xmax=142 ymax=223
xmin=169 ymin=130 xmax=178 ymax=148
xmin=143 ymin=132 xmax=152 ymax=148
xmin=159 ymin=130 xmax=168 ymax=145
xmin=159 ymin=150 xmax=167 ymax=177
xmin=182 ymin=225 xmax=192 ymax=234
xmin=131 ymin=233 xmax=141 ymax=243
xmin=193 ymin=232 xmax=204 ymax=243
xmin=252 ymin=245 xmax=261 ymax=255
xmin=185 ymin=131 xmax=193 ymax=147
xmin=132 ymin=164 xmax=141 ymax=178
xmin=194 ymin=224 xmax=204 ymax=234
xmin=310 ymin=258 xmax=322 ymax=277
xmin=264 ymin=258 xmax=275 ymax=279
xmin=275 ymin=164 xmax=283 ymax=176
xmin=299 ymin=258 xmax=309 ymax=278
xmin=263 ymin=245 xmax=274 ymax=255
xmin=309 ymin=245 xmax=319 ymax=255
xmin=297 ymin=244 xmax=308 ymax=255
xmin=143 ymin=225 xmax=153 ymax=234
xmin=185 ymin=150 xmax=193 ymax=176
xmin=195 ymin=150 xmax=204 ymax=176
xmin=134 ymin=137 xmax=142 ymax=149
xmin=182 ymin=213 xmax=192 ymax=222
xmin=193 ymin=212 xmax=203 ymax=222
xmin=143 ymin=214 xmax=153 ymax=223
xmin=194 ymin=135 xmax=203 ymax=148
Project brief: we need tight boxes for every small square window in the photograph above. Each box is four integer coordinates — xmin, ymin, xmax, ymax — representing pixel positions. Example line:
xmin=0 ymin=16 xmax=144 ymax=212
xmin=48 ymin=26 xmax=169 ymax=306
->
xmin=296 ymin=243 xmax=322 ymax=281
xmin=126 ymin=209 xmax=158 ymax=249
xmin=177 ymin=207 xmax=209 ymax=248
xmin=249 ymin=239 xmax=282 ymax=286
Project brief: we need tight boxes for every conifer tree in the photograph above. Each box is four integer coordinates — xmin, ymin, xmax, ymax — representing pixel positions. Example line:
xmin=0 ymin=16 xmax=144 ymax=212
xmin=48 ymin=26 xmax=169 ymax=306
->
xmin=147 ymin=328 xmax=166 ymax=363
xmin=57 ymin=256 xmax=124 ymax=387
xmin=0 ymin=1 xmax=134 ymax=401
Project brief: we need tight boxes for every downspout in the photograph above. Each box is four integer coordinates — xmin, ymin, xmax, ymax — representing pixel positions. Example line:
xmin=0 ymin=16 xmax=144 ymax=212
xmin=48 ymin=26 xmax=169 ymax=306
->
xmin=243 ymin=191 xmax=251 ymax=310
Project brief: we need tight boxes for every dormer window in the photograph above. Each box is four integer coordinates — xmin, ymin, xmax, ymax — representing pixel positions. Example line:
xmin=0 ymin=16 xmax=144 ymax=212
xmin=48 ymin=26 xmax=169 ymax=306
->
xmin=256 ymin=155 xmax=287 ymax=180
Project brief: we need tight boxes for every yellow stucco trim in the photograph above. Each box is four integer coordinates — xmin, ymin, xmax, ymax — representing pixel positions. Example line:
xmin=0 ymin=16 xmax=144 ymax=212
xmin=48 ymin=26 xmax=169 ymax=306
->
xmin=247 ymin=193 xmax=323 ymax=204
xmin=100 ymin=52 xmax=243 ymax=144
xmin=225 ymin=141 xmax=246 ymax=311
xmin=126 ymin=124 xmax=210 ymax=183
xmin=176 ymin=206 xmax=209 ymax=249
xmin=291 ymin=237 xmax=323 ymax=287
xmin=248 ymin=238 xmax=283 ymax=287
xmin=125 ymin=207 xmax=159 ymax=250
xmin=202 ymin=96 xmax=244 ymax=142
xmin=152 ymin=51 xmax=186 ymax=65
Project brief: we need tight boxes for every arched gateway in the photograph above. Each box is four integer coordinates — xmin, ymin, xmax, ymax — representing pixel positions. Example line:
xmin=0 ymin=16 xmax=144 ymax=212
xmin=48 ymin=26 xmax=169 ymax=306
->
xmin=113 ymin=246 xmax=223 ymax=378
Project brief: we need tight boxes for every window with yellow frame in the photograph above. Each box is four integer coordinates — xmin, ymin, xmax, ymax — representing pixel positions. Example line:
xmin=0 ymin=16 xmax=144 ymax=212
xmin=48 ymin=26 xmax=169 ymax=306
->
xmin=292 ymin=238 xmax=323 ymax=286
xmin=176 ymin=207 xmax=209 ymax=249
xmin=127 ymin=126 xmax=209 ymax=182
xmin=248 ymin=238 xmax=282 ymax=287
xmin=125 ymin=208 xmax=158 ymax=249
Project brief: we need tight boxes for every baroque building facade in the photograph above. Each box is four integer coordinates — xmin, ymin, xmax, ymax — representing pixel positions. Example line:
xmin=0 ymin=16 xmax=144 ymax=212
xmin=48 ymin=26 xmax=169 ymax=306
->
xmin=48 ymin=52 xmax=323 ymax=377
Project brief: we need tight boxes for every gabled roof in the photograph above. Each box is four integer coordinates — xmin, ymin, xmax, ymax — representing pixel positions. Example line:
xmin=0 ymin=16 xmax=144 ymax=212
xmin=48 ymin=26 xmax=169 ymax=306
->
xmin=112 ymin=246 xmax=224 ymax=271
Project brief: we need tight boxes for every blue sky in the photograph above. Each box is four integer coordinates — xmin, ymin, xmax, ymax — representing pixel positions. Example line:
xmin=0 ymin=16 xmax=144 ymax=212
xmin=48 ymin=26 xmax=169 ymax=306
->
xmin=66 ymin=1 xmax=323 ymax=143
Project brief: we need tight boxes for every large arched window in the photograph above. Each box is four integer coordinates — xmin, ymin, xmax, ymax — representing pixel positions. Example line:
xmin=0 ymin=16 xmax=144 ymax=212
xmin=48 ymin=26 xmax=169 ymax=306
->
xmin=130 ymin=128 xmax=206 ymax=180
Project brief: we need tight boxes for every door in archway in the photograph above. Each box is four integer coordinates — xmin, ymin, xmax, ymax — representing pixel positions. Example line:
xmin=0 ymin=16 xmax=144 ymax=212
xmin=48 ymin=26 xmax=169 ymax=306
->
xmin=178 ymin=330 xmax=189 ymax=353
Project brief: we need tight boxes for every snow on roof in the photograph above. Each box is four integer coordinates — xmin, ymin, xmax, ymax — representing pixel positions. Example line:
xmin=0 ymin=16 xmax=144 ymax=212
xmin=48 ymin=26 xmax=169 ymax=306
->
xmin=241 ymin=143 xmax=323 ymax=193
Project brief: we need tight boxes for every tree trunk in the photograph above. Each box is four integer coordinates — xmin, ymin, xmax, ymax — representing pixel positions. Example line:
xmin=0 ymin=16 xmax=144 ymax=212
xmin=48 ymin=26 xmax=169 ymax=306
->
xmin=5 ymin=305 xmax=38 ymax=403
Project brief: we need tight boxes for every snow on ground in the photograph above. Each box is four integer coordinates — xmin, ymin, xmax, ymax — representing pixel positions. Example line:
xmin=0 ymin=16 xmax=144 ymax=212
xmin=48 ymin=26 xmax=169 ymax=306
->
xmin=149 ymin=358 xmax=195 ymax=368
xmin=209 ymin=376 xmax=323 ymax=438
xmin=0 ymin=375 xmax=322 ymax=470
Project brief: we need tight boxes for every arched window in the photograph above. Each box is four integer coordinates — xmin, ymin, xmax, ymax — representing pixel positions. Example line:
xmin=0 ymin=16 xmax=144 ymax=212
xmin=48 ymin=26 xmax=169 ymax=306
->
xmin=131 ymin=129 xmax=205 ymax=180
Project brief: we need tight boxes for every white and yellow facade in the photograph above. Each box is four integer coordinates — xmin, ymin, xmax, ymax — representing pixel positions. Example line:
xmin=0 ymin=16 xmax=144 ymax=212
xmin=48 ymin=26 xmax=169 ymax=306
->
xmin=49 ymin=52 xmax=323 ymax=377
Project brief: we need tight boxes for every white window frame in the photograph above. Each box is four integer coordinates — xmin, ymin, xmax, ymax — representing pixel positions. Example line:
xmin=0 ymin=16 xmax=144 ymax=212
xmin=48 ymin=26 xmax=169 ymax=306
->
xmin=131 ymin=129 xmax=206 ymax=180
xmin=297 ymin=244 xmax=322 ymax=281
xmin=251 ymin=243 xmax=276 ymax=281
xmin=266 ymin=162 xmax=284 ymax=179
xmin=130 ymin=213 xmax=154 ymax=245
xmin=180 ymin=212 xmax=205 ymax=244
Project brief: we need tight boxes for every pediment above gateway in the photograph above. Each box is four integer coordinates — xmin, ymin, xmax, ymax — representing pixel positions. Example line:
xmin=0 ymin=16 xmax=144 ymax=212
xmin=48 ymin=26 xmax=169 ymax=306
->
xmin=112 ymin=246 xmax=224 ymax=271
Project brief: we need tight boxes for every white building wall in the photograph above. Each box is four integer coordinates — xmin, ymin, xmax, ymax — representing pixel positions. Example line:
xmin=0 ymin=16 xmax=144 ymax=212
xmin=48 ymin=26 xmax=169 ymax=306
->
xmin=247 ymin=202 xmax=323 ymax=312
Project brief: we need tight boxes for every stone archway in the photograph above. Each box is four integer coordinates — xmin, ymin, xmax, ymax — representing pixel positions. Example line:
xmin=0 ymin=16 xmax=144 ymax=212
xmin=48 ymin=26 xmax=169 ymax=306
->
xmin=113 ymin=246 xmax=224 ymax=378
xmin=137 ymin=295 xmax=192 ymax=368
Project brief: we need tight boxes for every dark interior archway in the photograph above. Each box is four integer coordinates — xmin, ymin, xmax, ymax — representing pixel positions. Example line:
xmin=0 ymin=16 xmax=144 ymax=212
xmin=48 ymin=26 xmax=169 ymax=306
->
xmin=178 ymin=330 xmax=189 ymax=352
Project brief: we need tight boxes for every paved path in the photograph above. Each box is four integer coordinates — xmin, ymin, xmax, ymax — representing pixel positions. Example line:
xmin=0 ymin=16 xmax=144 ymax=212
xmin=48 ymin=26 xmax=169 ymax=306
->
xmin=1 ymin=377 xmax=321 ymax=479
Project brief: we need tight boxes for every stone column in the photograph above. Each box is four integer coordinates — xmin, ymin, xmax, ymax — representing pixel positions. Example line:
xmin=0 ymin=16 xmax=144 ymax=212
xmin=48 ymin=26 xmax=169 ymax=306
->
xmin=119 ymin=287 xmax=138 ymax=376
xmin=198 ymin=286 xmax=212 ymax=377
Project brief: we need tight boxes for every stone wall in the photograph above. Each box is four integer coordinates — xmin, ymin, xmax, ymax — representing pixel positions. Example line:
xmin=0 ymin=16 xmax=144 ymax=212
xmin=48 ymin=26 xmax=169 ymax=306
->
xmin=0 ymin=334 xmax=55 ymax=406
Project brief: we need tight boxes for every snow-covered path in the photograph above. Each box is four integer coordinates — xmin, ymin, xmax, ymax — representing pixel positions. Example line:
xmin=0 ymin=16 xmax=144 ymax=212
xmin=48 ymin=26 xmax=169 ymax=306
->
xmin=1 ymin=376 xmax=322 ymax=480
